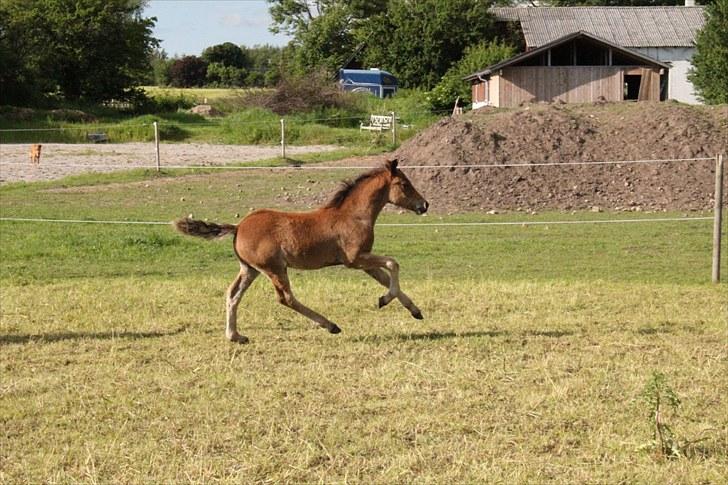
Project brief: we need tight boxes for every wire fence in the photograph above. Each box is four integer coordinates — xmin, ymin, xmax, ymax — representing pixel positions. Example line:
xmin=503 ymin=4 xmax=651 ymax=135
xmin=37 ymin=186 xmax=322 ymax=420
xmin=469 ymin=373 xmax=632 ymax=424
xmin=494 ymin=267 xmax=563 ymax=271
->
xmin=0 ymin=119 xmax=724 ymax=281
xmin=0 ymin=216 xmax=714 ymax=227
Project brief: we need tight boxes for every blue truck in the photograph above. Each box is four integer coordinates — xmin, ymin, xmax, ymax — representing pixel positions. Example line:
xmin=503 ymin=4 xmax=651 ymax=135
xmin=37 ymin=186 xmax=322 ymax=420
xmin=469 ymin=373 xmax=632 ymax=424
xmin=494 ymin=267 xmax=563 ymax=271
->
xmin=338 ymin=69 xmax=398 ymax=98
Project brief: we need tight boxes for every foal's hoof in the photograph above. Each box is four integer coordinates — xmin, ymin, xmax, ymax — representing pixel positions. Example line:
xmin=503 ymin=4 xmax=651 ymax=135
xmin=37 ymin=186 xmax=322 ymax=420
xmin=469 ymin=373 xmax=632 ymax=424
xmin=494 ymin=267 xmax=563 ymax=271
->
xmin=378 ymin=295 xmax=393 ymax=308
xmin=228 ymin=333 xmax=249 ymax=344
xmin=328 ymin=324 xmax=341 ymax=334
xmin=411 ymin=309 xmax=424 ymax=320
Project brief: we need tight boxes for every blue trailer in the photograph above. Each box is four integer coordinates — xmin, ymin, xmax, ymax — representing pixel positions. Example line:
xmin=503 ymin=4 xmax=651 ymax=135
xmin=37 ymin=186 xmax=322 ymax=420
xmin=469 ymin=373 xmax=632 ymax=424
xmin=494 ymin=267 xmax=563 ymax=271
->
xmin=338 ymin=68 xmax=398 ymax=98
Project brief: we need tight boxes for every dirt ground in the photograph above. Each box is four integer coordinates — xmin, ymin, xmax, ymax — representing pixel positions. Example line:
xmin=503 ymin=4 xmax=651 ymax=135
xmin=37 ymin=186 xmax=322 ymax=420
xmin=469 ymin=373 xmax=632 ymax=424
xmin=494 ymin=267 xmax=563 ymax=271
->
xmin=0 ymin=143 xmax=340 ymax=184
xmin=393 ymin=102 xmax=728 ymax=212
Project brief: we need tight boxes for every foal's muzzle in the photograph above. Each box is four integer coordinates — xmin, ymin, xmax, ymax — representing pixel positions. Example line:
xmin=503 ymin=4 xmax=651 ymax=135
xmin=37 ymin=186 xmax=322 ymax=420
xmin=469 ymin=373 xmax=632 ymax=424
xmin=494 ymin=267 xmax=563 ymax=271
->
xmin=415 ymin=201 xmax=429 ymax=215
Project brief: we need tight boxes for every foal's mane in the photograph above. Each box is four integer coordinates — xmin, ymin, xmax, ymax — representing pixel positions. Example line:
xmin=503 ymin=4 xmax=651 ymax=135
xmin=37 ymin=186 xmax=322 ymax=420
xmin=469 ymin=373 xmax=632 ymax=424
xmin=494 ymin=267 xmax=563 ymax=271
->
xmin=324 ymin=167 xmax=387 ymax=209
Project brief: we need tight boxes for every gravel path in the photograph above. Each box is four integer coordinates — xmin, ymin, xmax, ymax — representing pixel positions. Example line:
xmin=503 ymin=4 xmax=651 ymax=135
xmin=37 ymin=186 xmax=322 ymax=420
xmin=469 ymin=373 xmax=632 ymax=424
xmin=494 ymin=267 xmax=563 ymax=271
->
xmin=0 ymin=143 xmax=342 ymax=184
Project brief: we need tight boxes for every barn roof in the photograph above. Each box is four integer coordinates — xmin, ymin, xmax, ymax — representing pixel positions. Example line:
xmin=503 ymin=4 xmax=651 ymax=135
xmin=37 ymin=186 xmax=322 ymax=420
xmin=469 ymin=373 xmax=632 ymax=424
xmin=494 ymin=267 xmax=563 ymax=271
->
xmin=463 ymin=30 xmax=670 ymax=82
xmin=491 ymin=6 xmax=706 ymax=48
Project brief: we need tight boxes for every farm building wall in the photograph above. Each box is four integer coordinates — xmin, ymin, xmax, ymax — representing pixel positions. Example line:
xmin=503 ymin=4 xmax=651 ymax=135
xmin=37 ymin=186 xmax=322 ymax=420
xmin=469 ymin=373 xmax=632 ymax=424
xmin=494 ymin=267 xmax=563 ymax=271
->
xmin=495 ymin=66 xmax=660 ymax=107
xmin=635 ymin=47 xmax=699 ymax=104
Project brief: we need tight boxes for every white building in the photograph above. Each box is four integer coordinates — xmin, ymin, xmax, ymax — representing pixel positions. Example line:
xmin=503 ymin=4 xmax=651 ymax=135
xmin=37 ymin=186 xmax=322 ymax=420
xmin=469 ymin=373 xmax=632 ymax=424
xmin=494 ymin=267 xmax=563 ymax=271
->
xmin=491 ymin=5 xmax=707 ymax=104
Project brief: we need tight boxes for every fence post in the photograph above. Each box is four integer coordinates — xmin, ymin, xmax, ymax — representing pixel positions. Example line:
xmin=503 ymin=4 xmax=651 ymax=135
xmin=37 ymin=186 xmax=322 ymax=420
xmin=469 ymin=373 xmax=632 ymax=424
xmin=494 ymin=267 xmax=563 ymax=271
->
xmin=280 ymin=118 xmax=286 ymax=160
xmin=712 ymin=153 xmax=724 ymax=283
xmin=153 ymin=121 xmax=160 ymax=172
xmin=390 ymin=111 xmax=397 ymax=145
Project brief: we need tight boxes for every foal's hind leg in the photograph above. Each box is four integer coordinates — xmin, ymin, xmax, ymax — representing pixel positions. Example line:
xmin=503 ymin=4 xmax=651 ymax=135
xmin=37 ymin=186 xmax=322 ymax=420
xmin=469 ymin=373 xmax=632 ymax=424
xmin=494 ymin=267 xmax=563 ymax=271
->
xmin=226 ymin=263 xmax=259 ymax=343
xmin=364 ymin=268 xmax=423 ymax=320
xmin=264 ymin=268 xmax=341 ymax=334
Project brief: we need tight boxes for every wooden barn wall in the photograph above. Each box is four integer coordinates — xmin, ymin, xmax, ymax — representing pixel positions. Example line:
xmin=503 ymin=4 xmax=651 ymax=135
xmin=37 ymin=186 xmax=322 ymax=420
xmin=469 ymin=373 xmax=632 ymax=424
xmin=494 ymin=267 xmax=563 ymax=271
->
xmin=497 ymin=67 xmax=660 ymax=107
xmin=489 ymin=75 xmax=500 ymax=106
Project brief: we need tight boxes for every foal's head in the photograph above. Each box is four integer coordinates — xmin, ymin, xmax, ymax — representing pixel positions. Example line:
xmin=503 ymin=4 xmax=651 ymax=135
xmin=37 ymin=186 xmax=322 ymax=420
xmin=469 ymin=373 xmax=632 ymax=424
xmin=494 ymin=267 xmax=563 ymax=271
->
xmin=384 ymin=159 xmax=429 ymax=215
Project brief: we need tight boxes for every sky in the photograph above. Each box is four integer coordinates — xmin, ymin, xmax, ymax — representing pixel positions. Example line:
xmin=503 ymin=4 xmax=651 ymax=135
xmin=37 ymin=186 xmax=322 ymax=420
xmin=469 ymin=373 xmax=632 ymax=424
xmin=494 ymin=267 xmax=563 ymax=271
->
xmin=144 ymin=0 xmax=292 ymax=57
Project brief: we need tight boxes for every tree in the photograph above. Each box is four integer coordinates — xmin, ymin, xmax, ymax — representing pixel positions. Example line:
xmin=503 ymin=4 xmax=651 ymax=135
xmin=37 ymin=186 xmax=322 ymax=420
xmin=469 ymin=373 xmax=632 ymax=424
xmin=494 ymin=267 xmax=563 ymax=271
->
xmin=267 ymin=0 xmax=386 ymax=74
xmin=168 ymin=56 xmax=208 ymax=87
xmin=201 ymin=42 xmax=249 ymax=68
xmin=360 ymin=0 xmax=499 ymax=89
xmin=268 ymin=0 xmax=386 ymax=35
xmin=689 ymin=0 xmax=728 ymax=104
xmin=0 ymin=0 xmax=158 ymax=105
xmin=245 ymin=44 xmax=286 ymax=87
xmin=149 ymin=49 xmax=173 ymax=86
xmin=291 ymin=3 xmax=357 ymax=74
xmin=428 ymin=40 xmax=516 ymax=110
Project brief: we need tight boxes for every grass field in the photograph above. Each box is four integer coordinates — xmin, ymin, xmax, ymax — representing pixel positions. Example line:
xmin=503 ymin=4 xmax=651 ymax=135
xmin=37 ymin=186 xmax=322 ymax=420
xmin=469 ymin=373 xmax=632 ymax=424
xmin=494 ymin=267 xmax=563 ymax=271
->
xmin=0 ymin=87 xmax=439 ymax=146
xmin=1 ymin=166 xmax=726 ymax=483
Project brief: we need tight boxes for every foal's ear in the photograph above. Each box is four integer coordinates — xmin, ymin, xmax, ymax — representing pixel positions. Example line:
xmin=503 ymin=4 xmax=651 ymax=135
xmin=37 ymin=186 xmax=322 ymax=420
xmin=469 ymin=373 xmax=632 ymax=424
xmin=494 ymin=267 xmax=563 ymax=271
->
xmin=385 ymin=158 xmax=399 ymax=175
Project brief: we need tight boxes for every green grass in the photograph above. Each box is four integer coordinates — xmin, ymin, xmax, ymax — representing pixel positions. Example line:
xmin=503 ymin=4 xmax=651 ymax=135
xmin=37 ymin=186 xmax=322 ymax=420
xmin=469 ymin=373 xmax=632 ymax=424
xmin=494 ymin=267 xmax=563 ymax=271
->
xmin=1 ymin=168 xmax=726 ymax=483
xmin=1 ymin=88 xmax=439 ymax=145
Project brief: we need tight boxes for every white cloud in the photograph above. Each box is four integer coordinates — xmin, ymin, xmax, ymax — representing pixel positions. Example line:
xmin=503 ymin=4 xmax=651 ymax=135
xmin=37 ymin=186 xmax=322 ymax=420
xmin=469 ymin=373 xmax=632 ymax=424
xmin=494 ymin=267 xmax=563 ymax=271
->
xmin=220 ymin=12 xmax=265 ymax=28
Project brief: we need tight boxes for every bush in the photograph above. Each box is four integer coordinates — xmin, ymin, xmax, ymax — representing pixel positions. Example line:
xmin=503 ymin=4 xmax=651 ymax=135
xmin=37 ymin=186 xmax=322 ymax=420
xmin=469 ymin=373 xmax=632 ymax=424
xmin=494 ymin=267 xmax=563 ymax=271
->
xmin=243 ymin=70 xmax=363 ymax=115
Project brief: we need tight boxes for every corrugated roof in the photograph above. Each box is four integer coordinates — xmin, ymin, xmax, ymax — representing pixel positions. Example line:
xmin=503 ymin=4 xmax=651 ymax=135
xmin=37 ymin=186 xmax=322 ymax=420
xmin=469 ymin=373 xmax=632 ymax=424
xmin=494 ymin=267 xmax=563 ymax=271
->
xmin=492 ymin=7 xmax=706 ymax=48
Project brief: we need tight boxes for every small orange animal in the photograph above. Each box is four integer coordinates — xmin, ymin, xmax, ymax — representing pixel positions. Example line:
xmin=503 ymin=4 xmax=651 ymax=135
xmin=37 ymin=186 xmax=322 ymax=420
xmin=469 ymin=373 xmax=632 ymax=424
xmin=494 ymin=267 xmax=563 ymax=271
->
xmin=30 ymin=144 xmax=42 ymax=164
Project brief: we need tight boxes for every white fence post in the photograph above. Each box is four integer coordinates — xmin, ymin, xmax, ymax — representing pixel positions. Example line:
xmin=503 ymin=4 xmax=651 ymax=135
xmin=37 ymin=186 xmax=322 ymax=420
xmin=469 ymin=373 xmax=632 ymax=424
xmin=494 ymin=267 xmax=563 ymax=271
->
xmin=391 ymin=111 xmax=397 ymax=145
xmin=712 ymin=153 xmax=724 ymax=283
xmin=280 ymin=118 xmax=286 ymax=160
xmin=153 ymin=121 xmax=160 ymax=172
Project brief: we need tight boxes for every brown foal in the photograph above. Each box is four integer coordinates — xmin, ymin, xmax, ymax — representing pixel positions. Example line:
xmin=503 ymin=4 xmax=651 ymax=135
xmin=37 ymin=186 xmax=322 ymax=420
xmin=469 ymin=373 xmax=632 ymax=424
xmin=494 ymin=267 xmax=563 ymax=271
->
xmin=174 ymin=159 xmax=429 ymax=343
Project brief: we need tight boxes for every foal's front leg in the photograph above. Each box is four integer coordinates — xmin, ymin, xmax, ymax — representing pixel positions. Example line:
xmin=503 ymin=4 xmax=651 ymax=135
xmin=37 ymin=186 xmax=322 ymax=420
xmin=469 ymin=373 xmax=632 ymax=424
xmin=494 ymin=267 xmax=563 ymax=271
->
xmin=351 ymin=253 xmax=423 ymax=319
xmin=365 ymin=268 xmax=423 ymax=320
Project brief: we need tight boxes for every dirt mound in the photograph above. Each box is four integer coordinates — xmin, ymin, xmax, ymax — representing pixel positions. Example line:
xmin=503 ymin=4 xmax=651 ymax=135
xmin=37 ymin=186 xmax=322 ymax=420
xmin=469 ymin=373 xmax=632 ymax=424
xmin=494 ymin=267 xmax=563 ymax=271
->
xmin=394 ymin=102 xmax=728 ymax=212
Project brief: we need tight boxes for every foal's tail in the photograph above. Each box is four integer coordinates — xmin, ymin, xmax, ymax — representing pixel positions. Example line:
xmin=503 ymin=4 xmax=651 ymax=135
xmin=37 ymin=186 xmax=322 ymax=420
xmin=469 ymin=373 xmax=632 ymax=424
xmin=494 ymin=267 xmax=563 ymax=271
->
xmin=173 ymin=218 xmax=237 ymax=240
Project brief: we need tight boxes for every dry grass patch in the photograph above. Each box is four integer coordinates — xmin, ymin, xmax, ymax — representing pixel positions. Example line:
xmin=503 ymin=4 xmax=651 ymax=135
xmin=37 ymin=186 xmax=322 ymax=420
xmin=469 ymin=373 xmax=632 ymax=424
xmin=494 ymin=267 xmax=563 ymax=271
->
xmin=1 ymin=276 xmax=726 ymax=483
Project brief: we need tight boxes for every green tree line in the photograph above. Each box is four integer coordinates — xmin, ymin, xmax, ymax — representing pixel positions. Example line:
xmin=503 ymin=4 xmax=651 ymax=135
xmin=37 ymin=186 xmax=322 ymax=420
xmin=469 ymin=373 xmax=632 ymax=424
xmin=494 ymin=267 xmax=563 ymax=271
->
xmin=1 ymin=0 xmax=724 ymax=109
xmin=152 ymin=43 xmax=286 ymax=89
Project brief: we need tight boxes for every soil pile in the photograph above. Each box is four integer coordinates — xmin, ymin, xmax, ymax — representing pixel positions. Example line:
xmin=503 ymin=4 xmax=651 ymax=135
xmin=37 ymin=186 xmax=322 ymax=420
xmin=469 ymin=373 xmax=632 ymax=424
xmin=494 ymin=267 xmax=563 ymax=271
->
xmin=394 ymin=102 xmax=728 ymax=212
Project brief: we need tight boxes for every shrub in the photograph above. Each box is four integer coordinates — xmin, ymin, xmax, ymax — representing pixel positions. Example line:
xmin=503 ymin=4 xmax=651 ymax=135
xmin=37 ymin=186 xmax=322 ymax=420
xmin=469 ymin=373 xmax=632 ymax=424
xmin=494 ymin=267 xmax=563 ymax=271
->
xmin=244 ymin=70 xmax=363 ymax=115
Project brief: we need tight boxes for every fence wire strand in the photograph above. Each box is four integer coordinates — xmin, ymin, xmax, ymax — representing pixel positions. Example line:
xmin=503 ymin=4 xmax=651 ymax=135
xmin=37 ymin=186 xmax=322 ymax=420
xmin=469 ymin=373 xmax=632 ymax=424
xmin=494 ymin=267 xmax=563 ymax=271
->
xmin=0 ymin=156 xmax=716 ymax=171
xmin=0 ymin=216 xmax=714 ymax=227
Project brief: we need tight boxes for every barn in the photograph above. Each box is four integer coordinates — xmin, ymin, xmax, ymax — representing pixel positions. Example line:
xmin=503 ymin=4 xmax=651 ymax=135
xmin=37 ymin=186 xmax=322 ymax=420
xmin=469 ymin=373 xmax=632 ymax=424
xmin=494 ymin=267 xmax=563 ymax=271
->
xmin=467 ymin=5 xmax=707 ymax=108
xmin=465 ymin=31 xmax=670 ymax=108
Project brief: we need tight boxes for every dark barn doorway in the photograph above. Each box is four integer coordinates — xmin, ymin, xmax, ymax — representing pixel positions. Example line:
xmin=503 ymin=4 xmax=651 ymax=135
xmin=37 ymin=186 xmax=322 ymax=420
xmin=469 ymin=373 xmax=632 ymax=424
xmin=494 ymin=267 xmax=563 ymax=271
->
xmin=624 ymin=75 xmax=642 ymax=100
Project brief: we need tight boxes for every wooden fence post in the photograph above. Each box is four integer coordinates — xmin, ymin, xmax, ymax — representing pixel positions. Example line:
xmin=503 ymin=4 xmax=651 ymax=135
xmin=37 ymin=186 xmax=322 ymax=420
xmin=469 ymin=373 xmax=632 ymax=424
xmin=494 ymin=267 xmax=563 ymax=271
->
xmin=153 ymin=121 xmax=160 ymax=172
xmin=712 ymin=154 xmax=724 ymax=283
xmin=280 ymin=118 xmax=286 ymax=160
